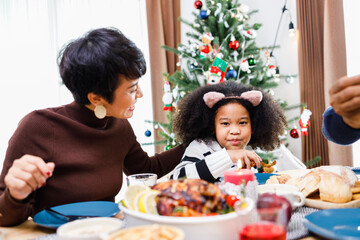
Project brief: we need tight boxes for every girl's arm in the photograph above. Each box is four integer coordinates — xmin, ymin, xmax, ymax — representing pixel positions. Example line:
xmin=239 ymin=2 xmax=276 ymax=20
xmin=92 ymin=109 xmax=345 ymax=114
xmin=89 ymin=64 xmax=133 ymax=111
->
xmin=226 ymin=149 xmax=261 ymax=169
xmin=170 ymin=141 xmax=233 ymax=182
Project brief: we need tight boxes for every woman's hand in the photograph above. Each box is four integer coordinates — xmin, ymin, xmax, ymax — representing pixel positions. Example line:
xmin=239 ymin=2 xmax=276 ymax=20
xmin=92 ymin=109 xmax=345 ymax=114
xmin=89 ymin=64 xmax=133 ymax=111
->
xmin=4 ymin=155 xmax=55 ymax=201
xmin=227 ymin=149 xmax=261 ymax=169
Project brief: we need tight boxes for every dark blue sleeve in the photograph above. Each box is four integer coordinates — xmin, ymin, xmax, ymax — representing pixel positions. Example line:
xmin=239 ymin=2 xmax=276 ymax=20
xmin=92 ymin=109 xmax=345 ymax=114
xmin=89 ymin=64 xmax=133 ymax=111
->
xmin=322 ymin=107 xmax=360 ymax=145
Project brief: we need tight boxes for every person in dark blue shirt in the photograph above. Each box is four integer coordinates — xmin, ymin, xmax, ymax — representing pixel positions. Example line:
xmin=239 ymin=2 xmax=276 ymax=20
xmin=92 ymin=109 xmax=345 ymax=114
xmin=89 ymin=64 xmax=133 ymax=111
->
xmin=322 ymin=74 xmax=360 ymax=145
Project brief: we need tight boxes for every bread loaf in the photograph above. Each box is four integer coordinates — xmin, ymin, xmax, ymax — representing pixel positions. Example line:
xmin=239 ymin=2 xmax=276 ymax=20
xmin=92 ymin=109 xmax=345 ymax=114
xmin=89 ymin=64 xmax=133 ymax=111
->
xmin=319 ymin=165 xmax=358 ymax=186
xmin=319 ymin=171 xmax=352 ymax=203
xmin=294 ymin=170 xmax=323 ymax=197
xmin=265 ymin=174 xmax=291 ymax=184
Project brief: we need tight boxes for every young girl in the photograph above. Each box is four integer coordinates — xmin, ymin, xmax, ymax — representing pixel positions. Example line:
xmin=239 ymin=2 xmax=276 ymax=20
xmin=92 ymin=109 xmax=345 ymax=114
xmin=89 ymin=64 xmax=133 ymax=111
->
xmin=170 ymin=81 xmax=287 ymax=183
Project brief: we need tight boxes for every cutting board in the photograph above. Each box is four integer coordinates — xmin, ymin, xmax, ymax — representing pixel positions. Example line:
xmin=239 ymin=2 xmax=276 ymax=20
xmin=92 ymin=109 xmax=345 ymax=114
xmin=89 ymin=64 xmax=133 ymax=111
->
xmin=305 ymin=192 xmax=360 ymax=209
xmin=278 ymin=169 xmax=360 ymax=209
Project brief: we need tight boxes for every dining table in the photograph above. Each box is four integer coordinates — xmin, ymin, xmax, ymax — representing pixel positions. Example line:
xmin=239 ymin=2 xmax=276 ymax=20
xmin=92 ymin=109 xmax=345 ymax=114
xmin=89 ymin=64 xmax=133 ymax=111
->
xmin=0 ymin=210 xmax=329 ymax=240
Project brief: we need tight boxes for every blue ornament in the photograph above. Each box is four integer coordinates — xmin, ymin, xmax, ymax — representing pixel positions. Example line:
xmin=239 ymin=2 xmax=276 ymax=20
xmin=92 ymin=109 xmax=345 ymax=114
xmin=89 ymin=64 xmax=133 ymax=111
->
xmin=199 ymin=10 xmax=208 ymax=20
xmin=145 ymin=129 xmax=152 ymax=137
xmin=226 ymin=69 xmax=237 ymax=79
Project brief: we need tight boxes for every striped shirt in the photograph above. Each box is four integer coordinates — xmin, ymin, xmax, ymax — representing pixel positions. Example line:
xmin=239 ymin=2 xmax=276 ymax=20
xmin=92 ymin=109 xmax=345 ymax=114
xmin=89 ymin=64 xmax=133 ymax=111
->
xmin=170 ymin=139 xmax=234 ymax=182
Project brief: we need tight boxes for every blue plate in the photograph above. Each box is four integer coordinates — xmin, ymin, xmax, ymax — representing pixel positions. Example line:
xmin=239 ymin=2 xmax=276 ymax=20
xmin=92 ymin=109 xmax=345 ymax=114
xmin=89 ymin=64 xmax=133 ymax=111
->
xmin=255 ymin=173 xmax=278 ymax=185
xmin=33 ymin=201 xmax=120 ymax=229
xmin=303 ymin=208 xmax=360 ymax=240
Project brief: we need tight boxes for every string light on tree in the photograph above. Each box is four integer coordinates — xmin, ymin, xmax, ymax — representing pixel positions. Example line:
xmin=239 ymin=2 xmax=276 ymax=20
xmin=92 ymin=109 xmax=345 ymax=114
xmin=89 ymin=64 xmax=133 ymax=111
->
xmin=289 ymin=21 xmax=295 ymax=37
xmin=230 ymin=51 xmax=239 ymax=62
xmin=265 ymin=50 xmax=271 ymax=66
xmin=189 ymin=63 xmax=196 ymax=70
xmin=239 ymin=4 xmax=249 ymax=13
xmin=274 ymin=68 xmax=281 ymax=82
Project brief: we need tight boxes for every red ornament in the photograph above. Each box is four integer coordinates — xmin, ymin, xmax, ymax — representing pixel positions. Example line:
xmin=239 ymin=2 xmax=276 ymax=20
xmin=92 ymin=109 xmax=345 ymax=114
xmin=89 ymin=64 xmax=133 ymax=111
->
xmin=194 ymin=1 xmax=203 ymax=9
xmin=290 ymin=128 xmax=300 ymax=138
xmin=229 ymin=40 xmax=240 ymax=50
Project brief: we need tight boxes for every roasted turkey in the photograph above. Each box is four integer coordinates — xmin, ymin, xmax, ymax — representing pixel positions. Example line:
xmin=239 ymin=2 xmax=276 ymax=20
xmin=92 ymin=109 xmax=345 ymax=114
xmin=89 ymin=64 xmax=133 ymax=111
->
xmin=152 ymin=179 xmax=228 ymax=216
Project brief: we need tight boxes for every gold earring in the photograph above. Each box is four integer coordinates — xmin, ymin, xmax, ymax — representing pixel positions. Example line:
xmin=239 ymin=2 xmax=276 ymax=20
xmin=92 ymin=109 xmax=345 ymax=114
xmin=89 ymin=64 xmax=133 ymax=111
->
xmin=94 ymin=105 xmax=107 ymax=119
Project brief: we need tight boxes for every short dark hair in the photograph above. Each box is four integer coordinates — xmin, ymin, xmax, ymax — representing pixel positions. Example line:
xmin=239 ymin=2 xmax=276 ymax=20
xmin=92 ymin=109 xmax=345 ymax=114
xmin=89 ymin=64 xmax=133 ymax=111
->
xmin=173 ymin=81 xmax=287 ymax=151
xmin=58 ymin=27 xmax=146 ymax=104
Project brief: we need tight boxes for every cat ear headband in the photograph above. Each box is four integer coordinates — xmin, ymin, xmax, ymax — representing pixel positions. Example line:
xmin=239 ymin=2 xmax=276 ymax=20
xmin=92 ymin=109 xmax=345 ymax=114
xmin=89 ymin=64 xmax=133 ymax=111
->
xmin=203 ymin=90 xmax=263 ymax=108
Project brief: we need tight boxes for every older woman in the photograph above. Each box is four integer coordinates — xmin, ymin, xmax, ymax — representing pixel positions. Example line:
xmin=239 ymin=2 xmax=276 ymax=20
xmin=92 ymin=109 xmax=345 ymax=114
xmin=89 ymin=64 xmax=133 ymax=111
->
xmin=0 ymin=27 xmax=184 ymax=226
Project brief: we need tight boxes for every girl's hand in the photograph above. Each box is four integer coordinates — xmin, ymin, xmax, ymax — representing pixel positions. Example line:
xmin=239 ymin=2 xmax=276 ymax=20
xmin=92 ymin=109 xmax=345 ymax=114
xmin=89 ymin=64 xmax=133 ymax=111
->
xmin=4 ymin=155 xmax=55 ymax=201
xmin=227 ymin=149 xmax=261 ymax=169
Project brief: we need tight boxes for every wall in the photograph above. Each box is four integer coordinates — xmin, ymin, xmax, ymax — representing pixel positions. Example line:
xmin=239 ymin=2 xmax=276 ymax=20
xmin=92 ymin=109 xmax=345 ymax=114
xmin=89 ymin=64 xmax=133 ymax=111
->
xmin=180 ymin=0 xmax=302 ymax=160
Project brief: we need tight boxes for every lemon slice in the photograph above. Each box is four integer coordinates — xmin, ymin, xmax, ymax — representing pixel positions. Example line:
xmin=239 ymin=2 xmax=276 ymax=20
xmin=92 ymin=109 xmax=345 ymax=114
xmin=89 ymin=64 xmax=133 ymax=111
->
xmin=123 ymin=184 xmax=150 ymax=210
xmin=133 ymin=190 xmax=148 ymax=211
xmin=137 ymin=190 xmax=160 ymax=215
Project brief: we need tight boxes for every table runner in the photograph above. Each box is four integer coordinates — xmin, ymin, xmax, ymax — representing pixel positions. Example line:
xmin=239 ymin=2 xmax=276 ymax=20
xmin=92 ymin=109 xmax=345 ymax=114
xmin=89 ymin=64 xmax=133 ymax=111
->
xmin=287 ymin=206 xmax=318 ymax=239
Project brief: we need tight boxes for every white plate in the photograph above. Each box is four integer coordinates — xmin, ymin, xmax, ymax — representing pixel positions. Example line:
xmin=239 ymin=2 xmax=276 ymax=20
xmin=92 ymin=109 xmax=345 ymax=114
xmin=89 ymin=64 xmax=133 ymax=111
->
xmin=120 ymin=198 xmax=254 ymax=240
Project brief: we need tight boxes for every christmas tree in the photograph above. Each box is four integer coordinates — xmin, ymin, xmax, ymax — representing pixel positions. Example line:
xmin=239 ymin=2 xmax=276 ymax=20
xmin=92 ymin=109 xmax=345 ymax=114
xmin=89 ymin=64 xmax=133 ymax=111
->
xmin=144 ymin=0 xmax=310 ymax=170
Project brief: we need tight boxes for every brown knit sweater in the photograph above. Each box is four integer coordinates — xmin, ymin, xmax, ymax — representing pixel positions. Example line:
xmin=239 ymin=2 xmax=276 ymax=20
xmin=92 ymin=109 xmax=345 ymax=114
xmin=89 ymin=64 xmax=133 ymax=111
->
xmin=0 ymin=102 xmax=184 ymax=226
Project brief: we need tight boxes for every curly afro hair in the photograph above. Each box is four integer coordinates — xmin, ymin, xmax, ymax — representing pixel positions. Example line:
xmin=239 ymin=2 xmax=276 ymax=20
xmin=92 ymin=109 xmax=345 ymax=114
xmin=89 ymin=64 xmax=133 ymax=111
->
xmin=173 ymin=81 xmax=287 ymax=151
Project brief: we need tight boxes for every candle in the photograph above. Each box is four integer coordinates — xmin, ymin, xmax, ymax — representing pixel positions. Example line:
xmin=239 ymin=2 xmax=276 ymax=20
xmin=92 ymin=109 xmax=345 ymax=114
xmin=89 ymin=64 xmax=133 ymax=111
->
xmin=224 ymin=169 xmax=255 ymax=185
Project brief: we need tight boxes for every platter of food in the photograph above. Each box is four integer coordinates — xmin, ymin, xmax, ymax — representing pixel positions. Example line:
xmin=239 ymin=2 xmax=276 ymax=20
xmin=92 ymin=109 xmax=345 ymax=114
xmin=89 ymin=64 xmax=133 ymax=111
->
xmin=265 ymin=166 xmax=360 ymax=209
xmin=120 ymin=179 xmax=254 ymax=240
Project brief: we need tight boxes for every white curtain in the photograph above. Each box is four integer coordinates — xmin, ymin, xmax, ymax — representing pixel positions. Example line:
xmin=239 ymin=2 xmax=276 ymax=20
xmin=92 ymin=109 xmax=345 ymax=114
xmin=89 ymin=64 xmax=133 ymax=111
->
xmin=0 ymin=0 xmax=154 ymax=167
xmin=343 ymin=0 xmax=360 ymax=166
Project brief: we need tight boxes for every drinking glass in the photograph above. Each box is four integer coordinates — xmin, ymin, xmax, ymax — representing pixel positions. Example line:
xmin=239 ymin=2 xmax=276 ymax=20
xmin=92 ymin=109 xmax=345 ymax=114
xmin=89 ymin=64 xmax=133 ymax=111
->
xmin=126 ymin=173 xmax=157 ymax=187
xmin=239 ymin=205 xmax=287 ymax=240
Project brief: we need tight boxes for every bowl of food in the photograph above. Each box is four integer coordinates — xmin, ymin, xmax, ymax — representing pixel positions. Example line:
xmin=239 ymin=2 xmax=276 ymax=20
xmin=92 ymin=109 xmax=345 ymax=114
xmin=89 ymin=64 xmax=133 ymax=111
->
xmin=120 ymin=179 xmax=254 ymax=240
xmin=56 ymin=217 xmax=123 ymax=240
xmin=106 ymin=224 xmax=185 ymax=240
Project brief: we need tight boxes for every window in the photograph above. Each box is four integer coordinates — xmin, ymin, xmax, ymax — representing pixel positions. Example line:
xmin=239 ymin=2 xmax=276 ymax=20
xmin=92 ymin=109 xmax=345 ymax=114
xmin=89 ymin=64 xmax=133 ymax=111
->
xmin=0 ymin=0 xmax=154 ymax=168
xmin=343 ymin=0 xmax=360 ymax=166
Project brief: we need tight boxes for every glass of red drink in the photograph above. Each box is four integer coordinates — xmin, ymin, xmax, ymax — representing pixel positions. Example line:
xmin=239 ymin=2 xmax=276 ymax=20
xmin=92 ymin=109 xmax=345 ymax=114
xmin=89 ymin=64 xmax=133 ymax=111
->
xmin=238 ymin=205 xmax=287 ymax=240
